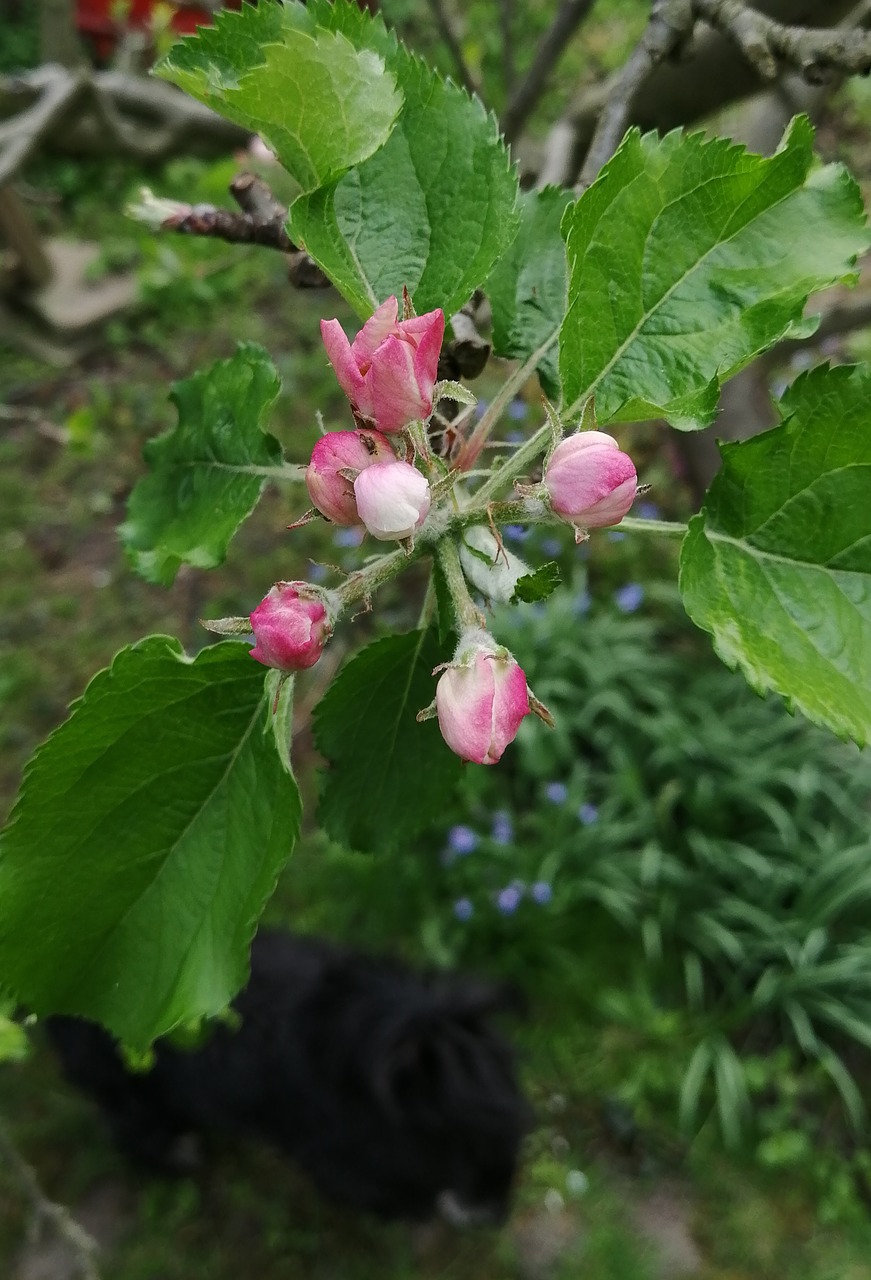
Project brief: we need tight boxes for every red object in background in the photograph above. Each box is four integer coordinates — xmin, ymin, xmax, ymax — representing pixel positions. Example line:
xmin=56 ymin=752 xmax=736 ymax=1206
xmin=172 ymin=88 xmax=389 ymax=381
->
xmin=76 ymin=1 xmax=242 ymax=59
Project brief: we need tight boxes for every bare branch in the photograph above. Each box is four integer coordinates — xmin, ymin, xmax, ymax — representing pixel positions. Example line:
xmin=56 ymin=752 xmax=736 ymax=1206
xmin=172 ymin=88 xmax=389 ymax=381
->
xmin=425 ymin=0 xmax=479 ymax=97
xmin=576 ymin=0 xmax=871 ymax=189
xmin=230 ymin=173 xmax=330 ymax=287
xmin=0 ymin=65 xmax=88 ymax=187
xmin=127 ymin=173 xmax=331 ymax=290
xmin=0 ymin=1118 xmax=101 ymax=1280
xmin=691 ymin=0 xmax=871 ymax=82
xmin=542 ymin=0 xmax=855 ymax=187
xmin=128 ymin=187 xmax=294 ymax=252
xmin=501 ymin=0 xmax=598 ymax=144
xmin=497 ymin=0 xmax=517 ymax=99
xmin=578 ymin=0 xmax=695 ymax=189
xmin=0 ymin=66 xmax=248 ymax=171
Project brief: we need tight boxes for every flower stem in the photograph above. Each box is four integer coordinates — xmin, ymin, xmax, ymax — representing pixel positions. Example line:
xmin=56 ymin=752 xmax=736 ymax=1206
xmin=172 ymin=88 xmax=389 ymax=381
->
xmin=436 ymin=536 xmax=482 ymax=631
xmin=471 ymin=422 xmax=551 ymax=507
xmin=619 ymin=516 xmax=688 ymax=537
xmin=336 ymin=544 xmax=423 ymax=613
xmin=455 ymin=331 xmax=559 ymax=472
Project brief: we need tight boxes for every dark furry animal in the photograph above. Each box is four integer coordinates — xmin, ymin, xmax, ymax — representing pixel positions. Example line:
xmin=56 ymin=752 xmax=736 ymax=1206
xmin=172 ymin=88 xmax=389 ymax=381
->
xmin=47 ymin=932 xmax=531 ymax=1223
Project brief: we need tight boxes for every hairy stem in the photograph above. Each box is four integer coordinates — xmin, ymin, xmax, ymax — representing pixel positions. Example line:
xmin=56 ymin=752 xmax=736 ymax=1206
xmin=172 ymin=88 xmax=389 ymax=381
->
xmin=471 ymin=422 xmax=551 ymax=506
xmin=436 ymin=536 xmax=482 ymax=631
xmin=619 ymin=516 xmax=688 ymax=537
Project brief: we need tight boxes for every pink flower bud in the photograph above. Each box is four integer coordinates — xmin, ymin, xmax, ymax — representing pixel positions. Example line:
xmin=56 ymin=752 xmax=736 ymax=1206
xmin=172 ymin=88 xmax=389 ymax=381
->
xmin=435 ymin=638 xmax=531 ymax=765
xmin=353 ymin=460 xmax=431 ymax=542
xmin=249 ymin=582 xmax=331 ymax=672
xmin=305 ymin=429 xmax=395 ymax=525
xmin=321 ymin=296 xmax=445 ymax=434
xmin=544 ymin=431 xmax=637 ymax=529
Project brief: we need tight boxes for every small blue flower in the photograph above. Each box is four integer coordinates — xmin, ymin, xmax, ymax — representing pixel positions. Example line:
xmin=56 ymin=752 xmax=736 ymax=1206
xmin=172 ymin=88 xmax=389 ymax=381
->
xmin=541 ymin=537 xmax=563 ymax=558
xmin=474 ymin=398 xmax=490 ymax=420
xmin=448 ymin=824 xmax=478 ymax=855
xmin=637 ymin=501 xmax=660 ymax=520
xmin=614 ymin=582 xmax=644 ymax=613
xmin=491 ymin=811 xmax=514 ymax=844
xmin=573 ymin=589 xmax=591 ymax=617
xmin=531 ymin=881 xmax=553 ymax=905
xmin=333 ymin=526 xmax=364 ymax=548
xmin=496 ymin=885 xmax=522 ymax=915
xmin=453 ymin=897 xmax=474 ymax=922
xmin=578 ymin=802 xmax=599 ymax=825
xmin=508 ymin=399 xmax=528 ymax=420
xmin=504 ymin=524 xmax=529 ymax=543
xmin=606 ymin=530 xmax=626 ymax=542
xmin=545 ymin=781 xmax=568 ymax=805
xmin=308 ymin=563 xmax=328 ymax=582
xmin=506 ymin=429 xmax=526 ymax=444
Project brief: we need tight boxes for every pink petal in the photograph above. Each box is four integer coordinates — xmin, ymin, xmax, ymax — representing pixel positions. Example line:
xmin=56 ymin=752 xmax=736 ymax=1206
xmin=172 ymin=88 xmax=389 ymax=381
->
xmin=488 ymin=660 xmax=530 ymax=762
xmin=409 ymin=311 xmax=445 ymax=408
xmin=360 ymin=333 xmax=426 ymax=432
xmin=436 ymin=657 xmax=496 ymax=763
xmin=582 ymin=476 xmax=638 ymax=528
xmin=321 ymin=318 xmax=366 ymax=404
xmin=399 ymin=307 xmax=445 ymax=346
xmin=351 ymin=296 xmax=399 ymax=366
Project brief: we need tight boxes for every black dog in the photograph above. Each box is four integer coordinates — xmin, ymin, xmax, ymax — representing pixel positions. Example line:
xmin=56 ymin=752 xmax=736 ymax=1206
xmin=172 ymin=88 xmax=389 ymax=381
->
xmin=47 ymin=931 xmax=531 ymax=1223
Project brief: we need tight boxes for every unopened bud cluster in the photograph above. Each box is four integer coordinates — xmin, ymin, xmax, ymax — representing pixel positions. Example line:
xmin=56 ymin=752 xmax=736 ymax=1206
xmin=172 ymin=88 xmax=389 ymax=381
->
xmin=230 ymin=294 xmax=642 ymax=766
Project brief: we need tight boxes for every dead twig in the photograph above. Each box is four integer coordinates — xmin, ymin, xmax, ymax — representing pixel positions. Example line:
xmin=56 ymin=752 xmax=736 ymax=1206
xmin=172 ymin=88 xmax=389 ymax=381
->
xmin=501 ymin=0 xmax=598 ymax=144
xmin=691 ymin=0 xmax=871 ymax=82
xmin=127 ymin=174 xmax=331 ymax=289
xmin=425 ymin=0 xmax=478 ymax=96
xmin=578 ymin=0 xmax=695 ymax=190
xmin=0 ymin=65 xmax=88 ymax=187
xmin=0 ymin=1118 xmax=101 ymax=1280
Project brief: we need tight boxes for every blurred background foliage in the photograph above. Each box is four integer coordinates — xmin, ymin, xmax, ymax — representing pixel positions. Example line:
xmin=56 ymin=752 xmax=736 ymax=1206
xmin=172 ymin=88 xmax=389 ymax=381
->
xmin=4 ymin=0 xmax=871 ymax=1277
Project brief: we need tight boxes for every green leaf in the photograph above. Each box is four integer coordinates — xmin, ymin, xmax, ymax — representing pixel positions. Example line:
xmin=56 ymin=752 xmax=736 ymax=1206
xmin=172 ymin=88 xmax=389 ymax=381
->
xmin=487 ymin=187 xmax=570 ymax=398
xmin=560 ymin=117 xmax=869 ymax=427
xmin=679 ymin=1037 xmax=713 ymax=1134
xmin=680 ymin=362 xmax=871 ymax=747
xmin=121 ymin=344 xmax=283 ymax=586
xmin=512 ymin=561 xmax=562 ymax=604
xmin=157 ymin=5 xmax=402 ymax=191
xmin=712 ymin=1036 xmax=751 ymax=1149
xmin=155 ymin=1 xmax=293 ymax=102
xmin=459 ymin=526 xmax=531 ymax=605
xmin=289 ymin=36 xmax=519 ymax=317
xmin=313 ymin=630 xmax=462 ymax=853
xmin=0 ymin=638 xmax=300 ymax=1050
xmin=0 ymin=1000 xmax=28 ymax=1064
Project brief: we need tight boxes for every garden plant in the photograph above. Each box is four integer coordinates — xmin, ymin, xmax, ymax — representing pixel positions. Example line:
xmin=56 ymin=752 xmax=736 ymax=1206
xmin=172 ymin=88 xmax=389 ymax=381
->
xmin=2 ymin=2 xmax=871 ymax=1242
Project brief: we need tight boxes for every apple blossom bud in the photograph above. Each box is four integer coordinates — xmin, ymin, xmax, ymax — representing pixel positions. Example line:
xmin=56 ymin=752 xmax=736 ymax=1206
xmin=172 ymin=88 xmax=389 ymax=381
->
xmin=435 ymin=635 xmax=531 ymax=765
xmin=544 ymin=431 xmax=637 ymax=530
xmin=320 ymin=296 xmax=445 ymax=434
xmin=249 ymin=582 xmax=331 ymax=671
xmin=305 ymin=429 xmax=395 ymax=525
xmin=353 ymin=460 xmax=431 ymax=542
